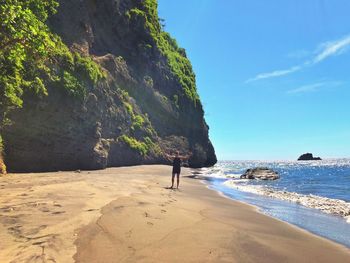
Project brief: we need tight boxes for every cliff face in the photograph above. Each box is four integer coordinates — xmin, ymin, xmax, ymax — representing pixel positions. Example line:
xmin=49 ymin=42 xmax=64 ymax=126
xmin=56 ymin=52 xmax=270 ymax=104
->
xmin=2 ymin=0 xmax=216 ymax=172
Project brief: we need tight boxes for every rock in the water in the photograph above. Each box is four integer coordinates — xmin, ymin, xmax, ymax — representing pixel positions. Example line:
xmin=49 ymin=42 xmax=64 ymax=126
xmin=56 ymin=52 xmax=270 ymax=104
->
xmin=297 ymin=153 xmax=322 ymax=161
xmin=240 ymin=167 xmax=279 ymax=180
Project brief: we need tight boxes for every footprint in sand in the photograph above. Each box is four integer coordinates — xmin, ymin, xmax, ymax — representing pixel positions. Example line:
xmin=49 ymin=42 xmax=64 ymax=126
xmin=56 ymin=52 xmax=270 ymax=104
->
xmin=39 ymin=207 xmax=50 ymax=213
xmin=8 ymin=225 xmax=22 ymax=236
xmin=86 ymin=208 xmax=98 ymax=212
xmin=52 ymin=211 xmax=65 ymax=215
xmin=39 ymin=225 xmax=47 ymax=230
xmin=1 ymin=206 xmax=14 ymax=213
xmin=32 ymin=241 xmax=46 ymax=246
xmin=113 ymin=205 xmax=124 ymax=211
xmin=161 ymin=209 xmax=166 ymax=213
xmin=25 ymin=225 xmax=48 ymax=236
xmin=125 ymin=229 xmax=133 ymax=238
xmin=3 ymin=216 xmax=20 ymax=225
xmin=144 ymin=212 xmax=150 ymax=218
xmin=33 ymin=202 xmax=47 ymax=208
xmin=147 ymin=222 xmax=153 ymax=226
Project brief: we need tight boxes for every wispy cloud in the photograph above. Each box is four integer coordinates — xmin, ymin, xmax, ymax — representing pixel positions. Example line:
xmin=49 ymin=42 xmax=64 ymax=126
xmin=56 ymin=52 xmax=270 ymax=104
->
xmin=312 ymin=35 xmax=350 ymax=64
xmin=246 ymin=66 xmax=301 ymax=83
xmin=287 ymin=83 xmax=325 ymax=94
xmin=247 ymin=34 xmax=350 ymax=83
xmin=287 ymin=81 xmax=343 ymax=94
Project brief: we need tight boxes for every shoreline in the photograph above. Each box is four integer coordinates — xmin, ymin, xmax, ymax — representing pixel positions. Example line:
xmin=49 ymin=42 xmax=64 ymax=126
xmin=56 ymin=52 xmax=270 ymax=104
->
xmin=223 ymin=179 xmax=350 ymax=220
xmin=197 ymin=159 xmax=350 ymax=248
xmin=196 ymin=173 xmax=350 ymax=247
xmin=205 ymin=181 xmax=350 ymax=249
xmin=1 ymin=165 xmax=349 ymax=262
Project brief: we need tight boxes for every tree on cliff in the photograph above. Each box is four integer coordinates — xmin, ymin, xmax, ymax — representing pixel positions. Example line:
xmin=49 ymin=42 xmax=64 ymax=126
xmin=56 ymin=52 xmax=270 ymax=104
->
xmin=0 ymin=0 xmax=104 ymax=151
xmin=0 ymin=0 xmax=60 ymax=126
xmin=0 ymin=0 xmax=59 ymax=171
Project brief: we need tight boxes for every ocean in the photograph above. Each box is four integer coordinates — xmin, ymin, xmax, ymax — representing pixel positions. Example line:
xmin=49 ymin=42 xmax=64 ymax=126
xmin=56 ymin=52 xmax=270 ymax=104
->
xmin=195 ymin=159 xmax=350 ymax=248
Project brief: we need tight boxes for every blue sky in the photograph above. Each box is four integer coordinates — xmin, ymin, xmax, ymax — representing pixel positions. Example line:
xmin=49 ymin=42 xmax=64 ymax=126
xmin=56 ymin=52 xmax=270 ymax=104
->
xmin=158 ymin=0 xmax=350 ymax=160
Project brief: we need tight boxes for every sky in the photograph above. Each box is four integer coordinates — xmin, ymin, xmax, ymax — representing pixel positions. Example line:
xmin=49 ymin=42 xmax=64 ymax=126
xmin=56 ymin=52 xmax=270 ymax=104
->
xmin=158 ymin=0 xmax=350 ymax=161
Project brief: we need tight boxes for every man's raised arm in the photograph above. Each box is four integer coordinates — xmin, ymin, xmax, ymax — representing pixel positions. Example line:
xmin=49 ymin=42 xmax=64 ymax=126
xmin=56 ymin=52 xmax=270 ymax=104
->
xmin=180 ymin=152 xmax=192 ymax=160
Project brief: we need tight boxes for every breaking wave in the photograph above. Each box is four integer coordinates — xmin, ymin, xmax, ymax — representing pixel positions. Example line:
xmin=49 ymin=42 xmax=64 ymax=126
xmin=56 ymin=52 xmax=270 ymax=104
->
xmin=195 ymin=159 xmax=350 ymax=223
xmin=223 ymin=179 xmax=350 ymax=221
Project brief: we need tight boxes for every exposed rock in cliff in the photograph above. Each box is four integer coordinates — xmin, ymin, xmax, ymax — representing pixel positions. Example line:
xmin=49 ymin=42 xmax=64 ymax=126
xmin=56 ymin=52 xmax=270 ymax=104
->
xmin=0 ymin=137 xmax=5 ymax=175
xmin=1 ymin=0 xmax=216 ymax=172
xmin=0 ymin=156 xmax=6 ymax=176
xmin=297 ymin=153 xmax=322 ymax=161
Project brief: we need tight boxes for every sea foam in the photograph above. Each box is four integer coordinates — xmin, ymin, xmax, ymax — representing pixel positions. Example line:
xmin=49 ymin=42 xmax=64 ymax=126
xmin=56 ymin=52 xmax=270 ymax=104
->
xmin=224 ymin=180 xmax=350 ymax=220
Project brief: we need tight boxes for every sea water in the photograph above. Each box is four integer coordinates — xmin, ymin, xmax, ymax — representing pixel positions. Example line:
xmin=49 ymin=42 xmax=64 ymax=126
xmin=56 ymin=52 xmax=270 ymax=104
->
xmin=194 ymin=159 xmax=350 ymax=248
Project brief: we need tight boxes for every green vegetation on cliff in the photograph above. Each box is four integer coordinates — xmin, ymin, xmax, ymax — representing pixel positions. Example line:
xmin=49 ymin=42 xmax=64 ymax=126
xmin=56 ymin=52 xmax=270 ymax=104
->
xmin=117 ymin=88 xmax=156 ymax=136
xmin=0 ymin=0 xmax=104 ymax=126
xmin=0 ymin=0 xmax=216 ymax=171
xmin=119 ymin=135 xmax=160 ymax=156
xmin=0 ymin=0 xmax=107 ymax=172
xmin=127 ymin=0 xmax=199 ymax=103
xmin=119 ymin=135 xmax=149 ymax=156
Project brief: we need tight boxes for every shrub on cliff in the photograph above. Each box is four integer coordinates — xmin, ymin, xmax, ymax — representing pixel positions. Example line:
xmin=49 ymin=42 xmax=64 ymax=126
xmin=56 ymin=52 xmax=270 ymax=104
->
xmin=126 ymin=0 xmax=199 ymax=104
xmin=119 ymin=135 xmax=149 ymax=156
xmin=119 ymin=135 xmax=160 ymax=157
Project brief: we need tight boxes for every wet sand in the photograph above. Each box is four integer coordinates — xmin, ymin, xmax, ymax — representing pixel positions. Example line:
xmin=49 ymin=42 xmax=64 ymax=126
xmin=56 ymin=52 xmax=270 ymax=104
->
xmin=0 ymin=165 xmax=349 ymax=262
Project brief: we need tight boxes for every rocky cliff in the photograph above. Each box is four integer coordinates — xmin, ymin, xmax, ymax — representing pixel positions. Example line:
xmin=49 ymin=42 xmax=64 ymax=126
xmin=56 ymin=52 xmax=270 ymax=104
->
xmin=2 ymin=0 xmax=216 ymax=172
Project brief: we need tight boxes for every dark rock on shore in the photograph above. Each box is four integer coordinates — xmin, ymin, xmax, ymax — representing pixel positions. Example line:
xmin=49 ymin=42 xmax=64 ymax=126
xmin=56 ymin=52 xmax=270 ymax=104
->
xmin=297 ymin=153 xmax=322 ymax=161
xmin=240 ymin=167 xmax=279 ymax=180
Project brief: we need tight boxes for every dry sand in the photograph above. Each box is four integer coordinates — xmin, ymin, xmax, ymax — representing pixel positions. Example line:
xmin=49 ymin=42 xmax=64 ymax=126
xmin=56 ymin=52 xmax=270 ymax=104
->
xmin=0 ymin=165 xmax=349 ymax=263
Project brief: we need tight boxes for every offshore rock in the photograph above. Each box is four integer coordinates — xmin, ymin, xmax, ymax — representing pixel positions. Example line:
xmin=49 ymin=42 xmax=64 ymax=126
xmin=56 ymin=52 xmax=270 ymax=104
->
xmin=240 ymin=167 xmax=279 ymax=180
xmin=298 ymin=153 xmax=322 ymax=161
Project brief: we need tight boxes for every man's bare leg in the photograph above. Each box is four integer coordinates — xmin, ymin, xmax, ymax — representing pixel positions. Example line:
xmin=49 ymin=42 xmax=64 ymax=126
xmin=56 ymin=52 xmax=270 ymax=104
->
xmin=176 ymin=173 xmax=180 ymax=189
xmin=171 ymin=173 xmax=175 ymax=188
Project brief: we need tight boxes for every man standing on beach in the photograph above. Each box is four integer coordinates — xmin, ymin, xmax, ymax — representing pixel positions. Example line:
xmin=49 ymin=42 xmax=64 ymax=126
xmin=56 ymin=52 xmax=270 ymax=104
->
xmin=164 ymin=151 xmax=192 ymax=189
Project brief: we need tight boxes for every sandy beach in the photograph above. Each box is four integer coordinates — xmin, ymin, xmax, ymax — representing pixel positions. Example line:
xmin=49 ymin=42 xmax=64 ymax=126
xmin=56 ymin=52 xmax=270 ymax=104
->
xmin=0 ymin=165 xmax=349 ymax=262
